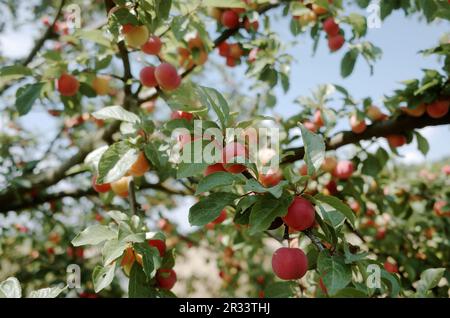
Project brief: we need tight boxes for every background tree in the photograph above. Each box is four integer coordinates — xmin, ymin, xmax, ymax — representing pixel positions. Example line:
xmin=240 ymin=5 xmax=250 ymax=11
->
xmin=0 ymin=0 xmax=449 ymax=298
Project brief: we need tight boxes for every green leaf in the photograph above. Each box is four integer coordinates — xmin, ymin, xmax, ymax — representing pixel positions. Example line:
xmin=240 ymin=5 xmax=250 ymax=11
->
xmin=0 ymin=65 xmax=32 ymax=76
xmin=0 ymin=277 xmax=22 ymax=298
xmin=203 ymin=0 xmax=245 ymax=8
xmin=93 ymin=105 xmax=141 ymax=123
xmin=102 ymin=239 xmax=127 ymax=266
xmin=74 ymin=29 xmax=112 ymax=47
xmin=341 ymin=49 xmax=359 ymax=78
xmin=299 ymin=124 xmax=325 ymax=175
xmin=416 ymin=268 xmax=446 ymax=296
xmin=243 ymin=179 xmax=289 ymax=199
xmin=98 ymin=141 xmax=138 ymax=184
xmin=361 ymin=154 xmax=382 ymax=177
xmin=128 ymin=263 xmax=153 ymax=298
xmin=314 ymin=193 xmax=355 ymax=228
xmin=72 ymin=225 xmax=117 ymax=246
xmin=92 ymin=264 xmax=115 ymax=293
xmin=414 ymin=131 xmax=429 ymax=156
xmin=28 ymin=286 xmax=67 ymax=298
xmin=15 ymin=82 xmax=45 ymax=116
xmin=333 ymin=287 xmax=367 ymax=298
xmin=189 ymin=192 xmax=238 ymax=226
xmin=177 ymin=163 xmax=208 ymax=178
xmin=264 ymin=282 xmax=297 ymax=298
xmin=317 ymin=251 xmax=352 ymax=296
xmin=134 ymin=243 xmax=161 ymax=279
xmin=249 ymin=193 xmax=293 ymax=235
xmin=195 ymin=172 xmax=246 ymax=194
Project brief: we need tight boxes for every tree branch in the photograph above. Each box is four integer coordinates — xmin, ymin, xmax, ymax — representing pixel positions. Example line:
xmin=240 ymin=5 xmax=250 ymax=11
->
xmin=282 ymin=113 xmax=450 ymax=164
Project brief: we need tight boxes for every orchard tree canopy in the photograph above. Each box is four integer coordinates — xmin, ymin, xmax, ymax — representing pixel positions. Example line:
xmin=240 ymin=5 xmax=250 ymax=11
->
xmin=0 ymin=0 xmax=449 ymax=299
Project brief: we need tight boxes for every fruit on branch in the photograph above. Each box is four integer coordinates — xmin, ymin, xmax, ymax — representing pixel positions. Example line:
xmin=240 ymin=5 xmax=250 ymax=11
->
xmin=367 ymin=105 xmax=384 ymax=121
xmin=92 ymin=175 xmax=111 ymax=193
xmin=139 ymin=66 xmax=158 ymax=87
xmin=207 ymin=210 xmax=227 ymax=229
xmin=350 ymin=114 xmax=367 ymax=134
xmin=92 ymin=76 xmax=110 ymax=96
xmin=384 ymin=260 xmax=398 ymax=273
xmin=303 ymin=120 xmax=317 ymax=133
xmin=218 ymin=42 xmax=230 ymax=57
xmin=259 ymin=168 xmax=283 ymax=187
xmin=57 ymin=73 xmax=79 ymax=97
xmin=323 ymin=18 xmax=339 ymax=36
xmin=375 ymin=228 xmax=386 ymax=240
xmin=204 ymin=163 xmax=226 ymax=176
xmin=321 ymin=156 xmax=337 ymax=173
xmin=426 ymin=99 xmax=449 ymax=118
xmin=434 ymin=200 xmax=450 ymax=217
xmin=442 ymin=165 xmax=450 ymax=176
xmin=221 ymin=10 xmax=240 ymax=29
xmin=401 ymin=103 xmax=426 ymax=117
xmin=324 ymin=180 xmax=338 ymax=195
xmin=299 ymin=164 xmax=308 ymax=176
xmin=229 ymin=43 xmax=244 ymax=59
xmin=122 ymin=24 xmax=149 ymax=48
xmin=148 ymin=239 xmax=166 ymax=257
xmin=248 ymin=48 xmax=259 ymax=63
xmin=156 ymin=269 xmax=177 ymax=289
xmin=312 ymin=0 xmax=333 ymax=15
xmin=271 ymin=247 xmax=308 ymax=280
xmin=313 ymin=110 xmax=324 ymax=127
xmin=349 ymin=201 xmax=360 ymax=214
xmin=282 ymin=196 xmax=316 ymax=231
xmin=141 ymin=100 xmax=156 ymax=113
xmin=128 ymin=151 xmax=150 ymax=177
xmin=171 ymin=110 xmax=193 ymax=121
xmin=222 ymin=142 xmax=248 ymax=173
xmin=244 ymin=17 xmax=259 ymax=32
xmin=387 ymin=134 xmax=407 ymax=148
xmin=111 ymin=176 xmax=131 ymax=198
xmin=120 ymin=247 xmax=136 ymax=276
xmin=226 ymin=57 xmax=237 ymax=67
xmin=328 ymin=34 xmax=345 ymax=52
xmin=155 ymin=63 xmax=181 ymax=90
xmin=333 ymin=160 xmax=354 ymax=180
xmin=141 ymin=35 xmax=162 ymax=55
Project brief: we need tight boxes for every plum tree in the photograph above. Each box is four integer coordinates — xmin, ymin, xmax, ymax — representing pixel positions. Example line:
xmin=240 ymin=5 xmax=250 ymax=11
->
xmin=259 ymin=168 xmax=283 ymax=187
xmin=57 ymin=73 xmax=79 ymax=97
xmin=367 ymin=105 xmax=384 ymax=121
xmin=282 ymin=196 xmax=315 ymax=231
xmin=271 ymin=247 xmax=308 ymax=280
